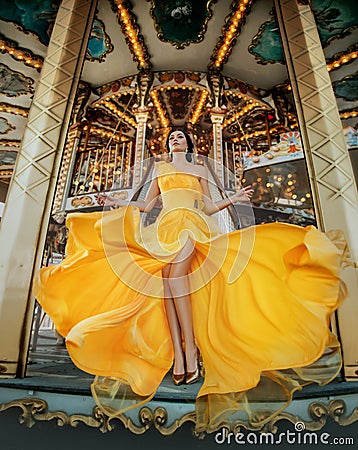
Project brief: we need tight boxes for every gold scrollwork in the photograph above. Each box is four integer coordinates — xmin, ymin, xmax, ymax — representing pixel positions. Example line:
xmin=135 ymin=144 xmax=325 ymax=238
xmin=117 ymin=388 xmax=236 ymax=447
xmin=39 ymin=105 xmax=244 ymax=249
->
xmin=208 ymin=0 xmax=255 ymax=70
xmin=1 ymin=398 xmax=357 ymax=435
xmin=139 ymin=406 xmax=196 ymax=435
xmin=110 ymin=0 xmax=152 ymax=70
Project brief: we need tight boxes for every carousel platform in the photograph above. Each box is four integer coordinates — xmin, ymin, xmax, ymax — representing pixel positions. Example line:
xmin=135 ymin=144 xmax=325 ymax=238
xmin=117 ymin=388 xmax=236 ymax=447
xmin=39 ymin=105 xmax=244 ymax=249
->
xmin=1 ymin=330 xmax=358 ymax=436
xmin=0 ymin=329 xmax=357 ymax=400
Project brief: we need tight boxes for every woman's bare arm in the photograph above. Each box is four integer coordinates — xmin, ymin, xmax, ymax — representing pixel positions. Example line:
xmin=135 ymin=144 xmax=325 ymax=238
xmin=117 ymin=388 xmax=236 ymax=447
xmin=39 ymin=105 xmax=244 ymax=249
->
xmin=199 ymin=167 xmax=253 ymax=215
xmin=98 ymin=168 xmax=160 ymax=212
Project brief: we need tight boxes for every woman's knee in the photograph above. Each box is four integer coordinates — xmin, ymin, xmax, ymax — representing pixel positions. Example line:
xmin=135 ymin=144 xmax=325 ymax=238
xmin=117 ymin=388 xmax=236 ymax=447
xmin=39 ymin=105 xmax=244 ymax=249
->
xmin=167 ymin=267 xmax=189 ymax=297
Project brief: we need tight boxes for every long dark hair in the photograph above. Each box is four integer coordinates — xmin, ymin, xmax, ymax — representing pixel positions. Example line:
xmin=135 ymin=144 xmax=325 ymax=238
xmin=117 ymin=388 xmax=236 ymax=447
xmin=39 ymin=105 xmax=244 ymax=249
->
xmin=165 ymin=128 xmax=195 ymax=163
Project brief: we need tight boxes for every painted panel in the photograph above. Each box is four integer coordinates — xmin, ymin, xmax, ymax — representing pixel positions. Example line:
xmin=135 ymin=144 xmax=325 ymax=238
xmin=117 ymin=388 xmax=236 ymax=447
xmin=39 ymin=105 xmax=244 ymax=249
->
xmin=0 ymin=64 xmax=34 ymax=97
xmin=333 ymin=73 xmax=358 ymax=101
xmin=87 ymin=18 xmax=113 ymax=62
xmin=0 ymin=117 xmax=15 ymax=134
xmin=250 ymin=1 xmax=358 ymax=64
xmin=149 ymin=0 xmax=217 ymax=49
xmin=0 ymin=0 xmax=60 ymax=45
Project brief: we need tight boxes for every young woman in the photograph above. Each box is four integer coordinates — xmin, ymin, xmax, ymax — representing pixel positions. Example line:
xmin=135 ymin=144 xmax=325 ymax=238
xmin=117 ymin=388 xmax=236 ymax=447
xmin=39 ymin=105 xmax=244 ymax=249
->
xmin=34 ymin=128 xmax=344 ymax=430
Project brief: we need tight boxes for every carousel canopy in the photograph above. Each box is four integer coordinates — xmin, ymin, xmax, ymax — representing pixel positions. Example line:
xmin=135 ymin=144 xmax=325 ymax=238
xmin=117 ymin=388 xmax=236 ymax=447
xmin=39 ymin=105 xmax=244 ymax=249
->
xmin=0 ymin=0 xmax=357 ymax=186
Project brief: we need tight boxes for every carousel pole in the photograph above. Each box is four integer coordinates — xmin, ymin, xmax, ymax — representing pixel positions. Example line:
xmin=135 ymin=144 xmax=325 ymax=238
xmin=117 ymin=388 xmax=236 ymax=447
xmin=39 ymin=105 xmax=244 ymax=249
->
xmin=133 ymin=70 xmax=153 ymax=189
xmin=208 ymin=70 xmax=226 ymax=184
xmin=0 ymin=0 xmax=97 ymax=378
xmin=274 ymin=0 xmax=358 ymax=380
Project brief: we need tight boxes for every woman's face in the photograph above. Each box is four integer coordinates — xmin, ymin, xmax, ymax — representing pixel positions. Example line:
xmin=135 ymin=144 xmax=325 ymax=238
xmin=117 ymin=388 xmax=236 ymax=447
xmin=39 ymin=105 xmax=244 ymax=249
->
xmin=168 ymin=130 xmax=188 ymax=153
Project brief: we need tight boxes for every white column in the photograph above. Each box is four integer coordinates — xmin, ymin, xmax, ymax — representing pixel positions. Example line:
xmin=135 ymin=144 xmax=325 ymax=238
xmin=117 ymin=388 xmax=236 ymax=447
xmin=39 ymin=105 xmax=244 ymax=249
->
xmin=133 ymin=110 xmax=149 ymax=189
xmin=275 ymin=0 xmax=358 ymax=379
xmin=0 ymin=0 xmax=97 ymax=377
xmin=210 ymin=110 xmax=226 ymax=184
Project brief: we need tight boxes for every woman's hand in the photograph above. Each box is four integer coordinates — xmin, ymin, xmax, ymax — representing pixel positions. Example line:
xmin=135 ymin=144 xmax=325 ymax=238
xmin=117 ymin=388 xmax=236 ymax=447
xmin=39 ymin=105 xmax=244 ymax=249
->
xmin=229 ymin=185 xmax=254 ymax=204
xmin=95 ymin=193 xmax=127 ymax=207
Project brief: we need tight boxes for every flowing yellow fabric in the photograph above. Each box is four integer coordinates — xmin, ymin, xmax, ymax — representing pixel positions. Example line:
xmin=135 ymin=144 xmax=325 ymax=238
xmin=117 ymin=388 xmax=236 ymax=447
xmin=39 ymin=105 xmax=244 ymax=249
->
xmin=34 ymin=161 xmax=345 ymax=431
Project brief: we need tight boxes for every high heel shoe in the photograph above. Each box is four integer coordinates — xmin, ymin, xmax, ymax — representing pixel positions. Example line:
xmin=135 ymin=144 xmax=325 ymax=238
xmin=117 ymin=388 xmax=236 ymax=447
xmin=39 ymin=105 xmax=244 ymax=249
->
xmin=172 ymin=372 xmax=185 ymax=386
xmin=185 ymin=365 xmax=200 ymax=385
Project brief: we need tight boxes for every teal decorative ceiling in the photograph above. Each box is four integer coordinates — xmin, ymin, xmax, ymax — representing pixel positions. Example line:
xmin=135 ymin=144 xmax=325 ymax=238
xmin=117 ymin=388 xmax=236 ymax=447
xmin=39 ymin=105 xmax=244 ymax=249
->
xmin=0 ymin=0 xmax=60 ymax=45
xmin=249 ymin=0 xmax=358 ymax=64
xmin=149 ymin=0 xmax=217 ymax=49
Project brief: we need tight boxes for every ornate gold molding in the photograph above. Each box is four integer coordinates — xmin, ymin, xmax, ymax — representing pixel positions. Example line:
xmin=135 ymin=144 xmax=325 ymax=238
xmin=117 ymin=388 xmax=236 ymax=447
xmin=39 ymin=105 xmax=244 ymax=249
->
xmin=0 ymin=398 xmax=357 ymax=435
xmin=326 ymin=43 xmax=358 ymax=73
xmin=208 ymin=0 xmax=255 ymax=70
xmin=340 ymin=108 xmax=358 ymax=120
xmin=0 ymin=139 xmax=21 ymax=148
xmin=110 ymin=0 xmax=152 ymax=70
xmin=0 ymin=102 xmax=29 ymax=117
xmin=0 ymin=33 xmax=43 ymax=71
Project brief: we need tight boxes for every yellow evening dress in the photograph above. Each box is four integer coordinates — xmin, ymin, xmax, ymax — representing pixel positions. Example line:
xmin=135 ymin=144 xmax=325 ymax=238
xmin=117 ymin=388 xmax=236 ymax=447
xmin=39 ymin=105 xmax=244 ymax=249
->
xmin=34 ymin=160 xmax=345 ymax=431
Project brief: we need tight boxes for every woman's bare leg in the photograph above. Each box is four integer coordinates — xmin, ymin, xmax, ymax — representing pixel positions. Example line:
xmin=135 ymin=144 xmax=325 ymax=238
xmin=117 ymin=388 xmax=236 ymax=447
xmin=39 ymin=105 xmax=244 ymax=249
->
xmin=168 ymin=239 xmax=198 ymax=374
xmin=162 ymin=265 xmax=185 ymax=375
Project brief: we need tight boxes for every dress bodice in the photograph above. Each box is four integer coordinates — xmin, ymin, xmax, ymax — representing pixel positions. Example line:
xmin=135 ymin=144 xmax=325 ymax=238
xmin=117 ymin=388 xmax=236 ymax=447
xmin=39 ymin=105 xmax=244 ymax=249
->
xmin=156 ymin=161 xmax=204 ymax=211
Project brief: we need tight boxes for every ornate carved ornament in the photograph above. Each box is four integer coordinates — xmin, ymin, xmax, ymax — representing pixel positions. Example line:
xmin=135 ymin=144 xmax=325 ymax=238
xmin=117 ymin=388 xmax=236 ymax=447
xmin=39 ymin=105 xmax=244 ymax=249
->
xmin=224 ymin=76 xmax=268 ymax=99
xmin=99 ymin=77 xmax=136 ymax=100
xmin=159 ymin=86 xmax=194 ymax=121
xmin=0 ymin=398 xmax=357 ymax=435
xmin=147 ymin=0 xmax=218 ymax=49
xmin=326 ymin=43 xmax=358 ymax=73
xmin=0 ymin=33 xmax=43 ymax=72
xmin=208 ymin=0 xmax=255 ymax=71
xmin=110 ymin=0 xmax=152 ymax=70
xmin=155 ymin=70 xmax=205 ymax=88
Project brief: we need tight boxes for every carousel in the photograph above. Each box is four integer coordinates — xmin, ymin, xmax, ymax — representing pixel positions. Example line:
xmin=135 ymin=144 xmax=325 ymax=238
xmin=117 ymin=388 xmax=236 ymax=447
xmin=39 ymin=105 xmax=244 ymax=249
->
xmin=0 ymin=0 xmax=357 ymax=440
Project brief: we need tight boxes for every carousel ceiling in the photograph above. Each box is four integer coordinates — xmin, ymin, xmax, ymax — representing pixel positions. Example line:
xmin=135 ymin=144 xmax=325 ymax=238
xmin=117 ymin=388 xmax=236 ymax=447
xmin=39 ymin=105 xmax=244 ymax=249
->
xmin=0 ymin=0 xmax=357 ymax=184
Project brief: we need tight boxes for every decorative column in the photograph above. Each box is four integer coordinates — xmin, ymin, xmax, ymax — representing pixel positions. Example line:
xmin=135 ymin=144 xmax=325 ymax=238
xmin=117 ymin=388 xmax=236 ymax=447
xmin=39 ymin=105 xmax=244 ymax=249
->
xmin=54 ymin=126 xmax=82 ymax=212
xmin=274 ymin=0 xmax=358 ymax=379
xmin=132 ymin=69 xmax=153 ymax=188
xmin=0 ymin=0 xmax=97 ymax=377
xmin=207 ymin=70 xmax=226 ymax=184
xmin=133 ymin=110 xmax=149 ymax=188
xmin=210 ymin=110 xmax=226 ymax=184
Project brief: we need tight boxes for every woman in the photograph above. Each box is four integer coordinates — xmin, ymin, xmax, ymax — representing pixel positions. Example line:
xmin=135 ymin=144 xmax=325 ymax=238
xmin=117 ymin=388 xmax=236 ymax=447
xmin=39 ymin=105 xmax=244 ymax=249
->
xmin=34 ymin=128 xmax=344 ymax=431
xmin=105 ymin=129 xmax=253 ymax=386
